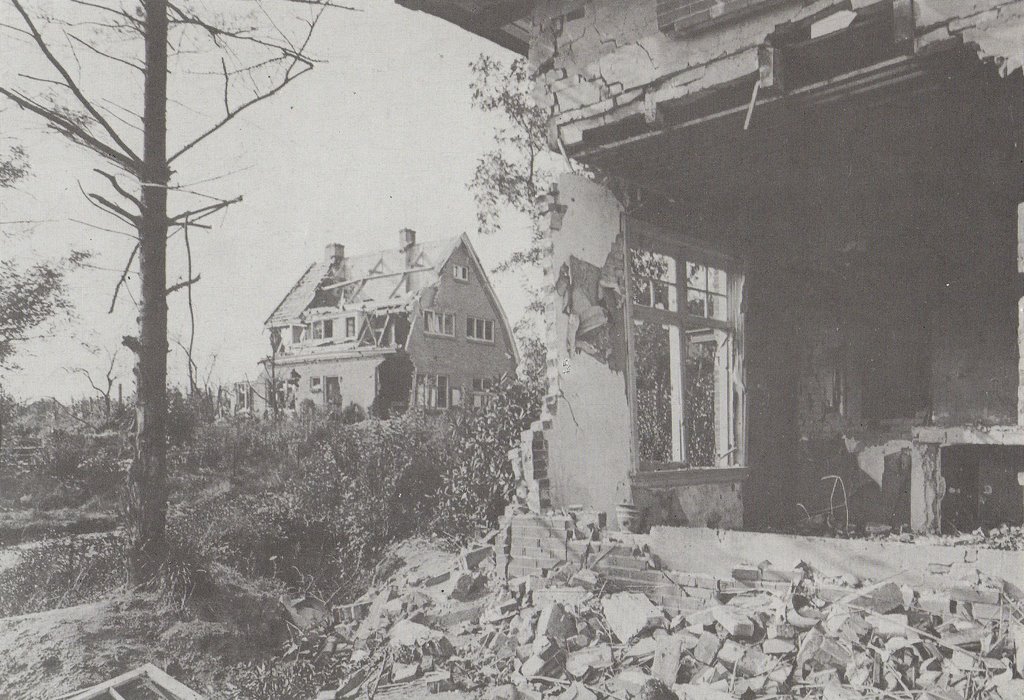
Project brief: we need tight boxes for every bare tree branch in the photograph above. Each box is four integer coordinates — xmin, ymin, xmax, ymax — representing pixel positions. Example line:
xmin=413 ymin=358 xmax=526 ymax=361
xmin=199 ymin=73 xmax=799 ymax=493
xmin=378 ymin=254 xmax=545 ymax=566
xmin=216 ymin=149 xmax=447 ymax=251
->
xmin=168 ymin=194 xmax=242 ymax=224
xmin=165 ymin=274 xmax=199 ymax=296
xmin=94 ymin=168 xmax=142 ymax=209
xmin=67 ymin=31 xmax=146 ymax=73
xmin=109 ymin=243 xmax=140 ymax=314
xmin=9 ymin=0 xmax=141 ymax=164
xmin=0 ymin=87 xmax=138 ymax=172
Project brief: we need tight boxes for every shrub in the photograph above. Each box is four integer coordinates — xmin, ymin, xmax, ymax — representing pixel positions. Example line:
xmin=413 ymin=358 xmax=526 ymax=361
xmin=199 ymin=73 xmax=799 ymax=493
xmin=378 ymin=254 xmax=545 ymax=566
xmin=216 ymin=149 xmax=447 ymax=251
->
xmin=0 ymin=533 xmax=125 ymax=616
xmin=431 ymin=374 xmax=543 ymax=539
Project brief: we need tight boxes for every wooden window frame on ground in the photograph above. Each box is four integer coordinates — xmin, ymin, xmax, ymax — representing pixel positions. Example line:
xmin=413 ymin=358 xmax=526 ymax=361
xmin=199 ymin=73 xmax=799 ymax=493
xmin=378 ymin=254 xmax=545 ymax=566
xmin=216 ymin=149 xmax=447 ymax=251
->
xmin=623 ymin=216 xmax=746 ymax=473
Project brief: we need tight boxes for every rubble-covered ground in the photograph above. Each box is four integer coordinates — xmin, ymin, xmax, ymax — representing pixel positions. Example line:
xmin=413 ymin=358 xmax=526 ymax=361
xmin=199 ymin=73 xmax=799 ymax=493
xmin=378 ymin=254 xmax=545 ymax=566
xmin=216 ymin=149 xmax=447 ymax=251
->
xmin=296 ymin=532 xmax=1024 ymax=700
xmin=870 ymin=525 xmax=1024 ymax=552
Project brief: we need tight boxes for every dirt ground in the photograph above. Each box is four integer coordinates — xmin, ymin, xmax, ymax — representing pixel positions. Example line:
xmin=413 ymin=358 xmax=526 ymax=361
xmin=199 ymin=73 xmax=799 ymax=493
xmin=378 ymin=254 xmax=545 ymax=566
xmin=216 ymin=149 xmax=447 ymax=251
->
xmin=0 ymin=565 xmax=285 ymax=699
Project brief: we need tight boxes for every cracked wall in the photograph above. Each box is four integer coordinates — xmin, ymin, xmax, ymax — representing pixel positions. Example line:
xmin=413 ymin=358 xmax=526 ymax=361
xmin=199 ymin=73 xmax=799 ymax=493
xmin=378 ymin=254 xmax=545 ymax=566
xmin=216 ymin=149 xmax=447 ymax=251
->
xmin=534 ymin=175 xmax=635 ymax=526
xmin=528 ymin=0 xmax=1024 ymax=149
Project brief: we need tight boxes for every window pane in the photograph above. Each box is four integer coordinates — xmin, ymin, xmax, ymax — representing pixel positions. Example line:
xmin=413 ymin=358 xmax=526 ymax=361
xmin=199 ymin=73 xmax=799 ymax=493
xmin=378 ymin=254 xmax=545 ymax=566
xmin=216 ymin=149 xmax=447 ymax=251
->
xmin=634 ymin=321 xmax=683 ymax=463
xmin=630 ymin=249 xmax=677 ymax=311
xmin=708 ymin=293 xmax=728 ymax=322
xmin=437 ymin=376 xmax=448 ymax=408
xmin=323 ymin=320 xmax=333 ymax=338
xmin=687 ymin=262 xmax=706 ymax=290
xmin=685 ymin=336 xmax=717 ymax=466
xmin=687 ymin=289 xmax=707 ymax=318
xmin=707 ymin=266 xmax=727 ymax=295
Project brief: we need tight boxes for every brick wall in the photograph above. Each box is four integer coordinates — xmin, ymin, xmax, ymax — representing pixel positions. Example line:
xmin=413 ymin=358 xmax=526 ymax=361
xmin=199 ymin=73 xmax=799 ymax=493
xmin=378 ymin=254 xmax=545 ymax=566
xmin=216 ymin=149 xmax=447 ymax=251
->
xmin=494 ymin=513 xmax=1012 ymax=622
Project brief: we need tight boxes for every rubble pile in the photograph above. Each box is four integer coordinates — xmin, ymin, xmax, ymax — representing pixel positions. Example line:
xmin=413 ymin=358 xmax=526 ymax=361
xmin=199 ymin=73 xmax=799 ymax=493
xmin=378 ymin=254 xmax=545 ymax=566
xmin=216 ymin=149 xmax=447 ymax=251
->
xmin=872 ymin=525 xmax=1024 ymax=552
xmin=301 ymin=531 xmax=1024 ymax=699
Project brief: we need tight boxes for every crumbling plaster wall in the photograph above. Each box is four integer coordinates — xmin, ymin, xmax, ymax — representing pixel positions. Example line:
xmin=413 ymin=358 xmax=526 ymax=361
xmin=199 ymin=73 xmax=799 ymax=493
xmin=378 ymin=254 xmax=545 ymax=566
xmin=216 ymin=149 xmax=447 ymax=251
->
xmin=529 ymin=0 xmax=1024 ymax=148
xmin=532 ymin=175 xmax=746 ymax=530
xmin=287 ymin=355 xmax=382 ymax=409
xmin=537 ymin=175 xmax=634 ymax=525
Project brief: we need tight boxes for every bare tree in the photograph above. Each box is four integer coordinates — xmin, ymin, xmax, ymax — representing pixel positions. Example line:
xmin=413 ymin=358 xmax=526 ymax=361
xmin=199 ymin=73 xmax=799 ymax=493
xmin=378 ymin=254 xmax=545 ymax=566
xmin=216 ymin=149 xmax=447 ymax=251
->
xmin=67 ymin=345 xmax=121 ymax=419
xmin=1 ymin=0 xmax=347 ymax=582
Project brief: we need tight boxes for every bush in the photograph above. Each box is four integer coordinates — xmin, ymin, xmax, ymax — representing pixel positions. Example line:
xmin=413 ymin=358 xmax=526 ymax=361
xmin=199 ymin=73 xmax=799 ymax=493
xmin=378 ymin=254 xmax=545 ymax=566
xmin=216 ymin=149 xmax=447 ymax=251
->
xmin=0 ymin=533 xmax=125 ymax=616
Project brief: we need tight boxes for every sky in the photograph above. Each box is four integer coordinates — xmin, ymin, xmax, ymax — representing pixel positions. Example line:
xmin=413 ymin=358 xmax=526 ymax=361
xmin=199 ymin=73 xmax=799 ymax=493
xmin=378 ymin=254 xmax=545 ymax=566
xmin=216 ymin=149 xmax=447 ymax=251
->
xmin=0 ymin=0 xmax=542 ymax=401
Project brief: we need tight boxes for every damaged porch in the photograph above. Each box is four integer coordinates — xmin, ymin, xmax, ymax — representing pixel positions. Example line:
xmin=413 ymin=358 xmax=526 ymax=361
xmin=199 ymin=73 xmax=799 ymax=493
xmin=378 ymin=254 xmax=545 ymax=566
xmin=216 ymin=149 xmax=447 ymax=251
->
xmin=525 ymin=42 xmax=1024 ymax=535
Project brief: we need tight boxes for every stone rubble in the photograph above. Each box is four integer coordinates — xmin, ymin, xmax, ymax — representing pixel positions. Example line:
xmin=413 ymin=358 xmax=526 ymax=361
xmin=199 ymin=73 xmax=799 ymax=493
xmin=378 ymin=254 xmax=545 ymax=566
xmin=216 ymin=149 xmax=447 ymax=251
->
xmin=306 ymin=538 xmax=1024 ymax=699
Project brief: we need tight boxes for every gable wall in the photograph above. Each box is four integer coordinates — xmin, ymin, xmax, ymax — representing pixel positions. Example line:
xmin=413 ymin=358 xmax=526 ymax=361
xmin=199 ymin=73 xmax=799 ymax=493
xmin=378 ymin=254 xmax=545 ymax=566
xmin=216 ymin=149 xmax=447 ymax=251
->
xmin=405 ymin=244 xmax=518 ymax=397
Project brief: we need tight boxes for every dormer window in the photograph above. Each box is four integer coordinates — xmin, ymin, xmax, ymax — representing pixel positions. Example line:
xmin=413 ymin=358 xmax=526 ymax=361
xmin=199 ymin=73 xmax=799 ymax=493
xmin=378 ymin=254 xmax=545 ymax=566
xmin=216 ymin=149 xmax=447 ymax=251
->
xmin=310 ymin=319 xmax=333 ymax=340
xmin=453 ymin=264 xmax=470 ymax=282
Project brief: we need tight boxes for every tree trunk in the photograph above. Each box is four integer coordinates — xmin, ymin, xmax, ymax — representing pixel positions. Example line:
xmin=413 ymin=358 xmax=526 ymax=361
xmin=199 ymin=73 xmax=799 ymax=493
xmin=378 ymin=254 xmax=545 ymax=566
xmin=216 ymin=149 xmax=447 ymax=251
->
xmin=126 ymin=0 xmax=169 ymax=584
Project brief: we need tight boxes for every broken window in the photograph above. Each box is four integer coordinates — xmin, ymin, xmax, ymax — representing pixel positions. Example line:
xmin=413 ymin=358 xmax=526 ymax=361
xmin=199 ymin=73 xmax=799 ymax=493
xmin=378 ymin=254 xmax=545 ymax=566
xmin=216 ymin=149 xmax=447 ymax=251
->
xmin=627 ymin=226 xmax=743 ymax=470
xmin=416 ymin=373 xmax=449 ymax=408
xmin=466 ymin=317 xmax=494 ymax=342
xmin=423 ymin=310 xmax=455 ymax=337
xmin=470 ymin=377 xmax=495 ymax=407
xmin=324 ymin=376 xmax=342 ymax=405
xmin=310 ymin=319 xmax=333 ymax=340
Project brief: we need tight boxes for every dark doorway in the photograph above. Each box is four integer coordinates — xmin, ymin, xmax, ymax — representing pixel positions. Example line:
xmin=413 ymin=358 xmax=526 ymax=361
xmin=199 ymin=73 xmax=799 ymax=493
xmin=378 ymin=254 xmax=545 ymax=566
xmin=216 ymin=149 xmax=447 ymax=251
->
xmin=941 ymin=446 xmax=1024 ymax=532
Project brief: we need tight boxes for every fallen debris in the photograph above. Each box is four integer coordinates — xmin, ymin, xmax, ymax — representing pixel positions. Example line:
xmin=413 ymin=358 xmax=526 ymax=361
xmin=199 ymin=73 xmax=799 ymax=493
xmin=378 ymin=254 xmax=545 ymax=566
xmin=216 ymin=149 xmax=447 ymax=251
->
xmin=307 ymin=525 xmax=1024 ymax=699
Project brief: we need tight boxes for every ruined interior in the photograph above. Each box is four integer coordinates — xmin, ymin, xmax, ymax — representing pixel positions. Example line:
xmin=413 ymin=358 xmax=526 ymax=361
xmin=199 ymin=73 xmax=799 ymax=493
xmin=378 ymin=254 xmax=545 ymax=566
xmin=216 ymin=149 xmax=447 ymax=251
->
xmin=527 ymin=41 xmax=1024 ymax=535
xmin=579 ymin=47 xmax=1023 ymax=533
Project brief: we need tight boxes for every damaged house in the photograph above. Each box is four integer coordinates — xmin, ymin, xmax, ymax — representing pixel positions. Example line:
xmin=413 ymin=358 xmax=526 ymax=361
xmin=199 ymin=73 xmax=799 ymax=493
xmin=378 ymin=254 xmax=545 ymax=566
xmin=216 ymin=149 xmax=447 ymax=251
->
xmin=261 ymin=229 xmax=517 ymax=414
xmin=400 ymin=0 xmax=1024 ymax=534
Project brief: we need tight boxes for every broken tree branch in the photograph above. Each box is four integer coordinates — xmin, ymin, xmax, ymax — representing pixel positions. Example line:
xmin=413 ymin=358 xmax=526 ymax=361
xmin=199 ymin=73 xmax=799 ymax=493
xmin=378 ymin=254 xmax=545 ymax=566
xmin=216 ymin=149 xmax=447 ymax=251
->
xmin=109 ymin=243 xmax=140 ymax=314
xmin=9 ymin=0 xmax=140 ymax=164
xmin=165 ymin=274 xmax=200 ymax=296
xmin=0 ymin=87 xmax=138 ymax=172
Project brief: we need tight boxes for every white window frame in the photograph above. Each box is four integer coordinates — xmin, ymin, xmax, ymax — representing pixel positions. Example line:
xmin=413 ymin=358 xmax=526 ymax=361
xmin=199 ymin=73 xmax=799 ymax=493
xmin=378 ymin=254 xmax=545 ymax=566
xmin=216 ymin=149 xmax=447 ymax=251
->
xmin=423 ymin=310 xmax=455 ymax=337
xmin=625 ymin=218 xmax=745 ymax=472
xmin=466 ymin=317 xmax=495 ymax=343
xmin=310 ymin=376 xmax=321 ymax=393
xmin=453 ymin=264 xmax=470 ymax=282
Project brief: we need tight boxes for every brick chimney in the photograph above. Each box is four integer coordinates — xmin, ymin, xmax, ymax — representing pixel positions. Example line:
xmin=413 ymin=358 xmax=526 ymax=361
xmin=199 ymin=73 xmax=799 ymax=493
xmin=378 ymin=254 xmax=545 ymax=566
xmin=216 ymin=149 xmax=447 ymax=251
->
xmin=324 ymin=243 xmax=345 ymax=266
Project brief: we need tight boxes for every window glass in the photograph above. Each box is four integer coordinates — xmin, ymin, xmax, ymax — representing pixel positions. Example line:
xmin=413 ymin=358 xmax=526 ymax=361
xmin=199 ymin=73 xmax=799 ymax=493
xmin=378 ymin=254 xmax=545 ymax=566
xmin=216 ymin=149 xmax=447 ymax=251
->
xmin=685 ymin=333 xmax=719 ymax=467
xmin=436 ymin=376 xmax=449 ymax=408
xmin=291 ymin=326 xmax=303 ymax=344
xmin=634 ymin=321 xmax=683 ymax=463
xmin=323 ymin=319 xmax=333 ymax=338
xmin=686 ymin=262 xmax=728 ymax=321
xmin=630 ymin=249 xmax=677 ymax=311
xmin=627 ymin=236 xmax=741 ymax=470
xmin=345 ymin=317 xmax=356 ymax=338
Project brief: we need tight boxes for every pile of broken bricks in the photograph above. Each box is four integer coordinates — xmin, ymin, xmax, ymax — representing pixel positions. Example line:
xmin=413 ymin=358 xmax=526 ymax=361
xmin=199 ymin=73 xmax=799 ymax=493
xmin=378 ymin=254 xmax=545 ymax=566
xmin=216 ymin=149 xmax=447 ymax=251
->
xmin=304 ymin=536 xmax=1024 ymax=699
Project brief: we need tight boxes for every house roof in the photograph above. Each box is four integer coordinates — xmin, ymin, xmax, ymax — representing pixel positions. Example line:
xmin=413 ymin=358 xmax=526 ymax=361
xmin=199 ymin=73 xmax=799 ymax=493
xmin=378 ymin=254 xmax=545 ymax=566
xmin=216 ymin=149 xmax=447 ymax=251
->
xmin=395 ymin=0 xmax=532 ymax=55
xmin=265 ymin=235 xmax=464 ymax=327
